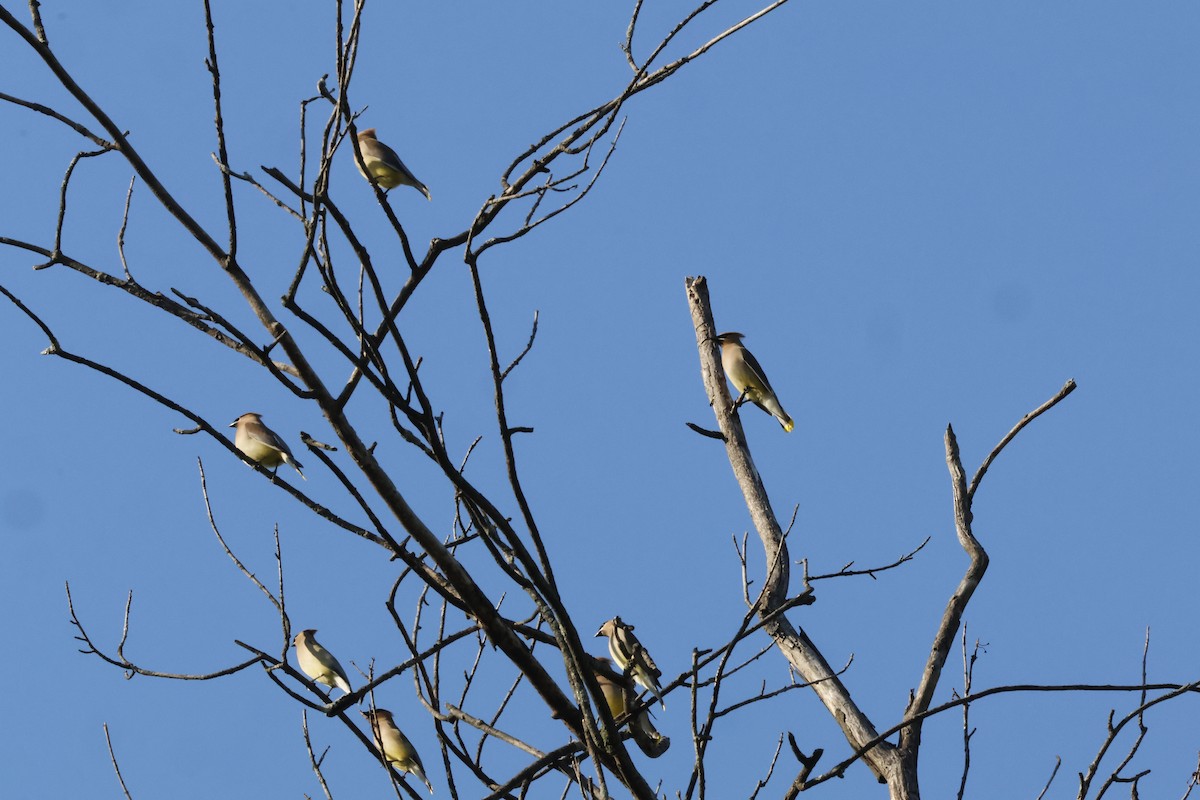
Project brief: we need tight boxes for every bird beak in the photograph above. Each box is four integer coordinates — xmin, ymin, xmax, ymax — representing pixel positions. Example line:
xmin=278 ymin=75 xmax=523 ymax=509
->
xmin=228 ymin=420 xmax=237 ymax=428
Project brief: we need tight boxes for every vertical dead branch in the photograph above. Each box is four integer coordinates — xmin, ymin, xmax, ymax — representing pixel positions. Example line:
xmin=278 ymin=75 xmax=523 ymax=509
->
xmin=686 ymin=275 xmax=911 ymax=796
xmin=901 ymin=381 xmax=1074 ymax=782
xmin=898 ymin=423 xmax=990 ymax=764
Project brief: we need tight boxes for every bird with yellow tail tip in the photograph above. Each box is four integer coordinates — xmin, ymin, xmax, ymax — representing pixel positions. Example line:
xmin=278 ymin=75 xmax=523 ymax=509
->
xmin=293 ymin=629 xmax=351 ymax=694
xmin=355 ymin=128 xmax=431 ymax=200
xmin=715 ymin=331 xmax=794 ymax=432
xmin=229 ymin=412 xmax=306 ymax=479
xmin=362 ymin=709 xmax=434 ymax=793
xmin=593 ymin=657 xmax=670 ymax=758
xmin=596 ymin=617 xmax=665 ymax=709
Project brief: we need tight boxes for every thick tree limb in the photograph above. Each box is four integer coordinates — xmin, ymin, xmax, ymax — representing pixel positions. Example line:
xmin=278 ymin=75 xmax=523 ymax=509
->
xmin=686 ymin=275 xmax=908 ymax=793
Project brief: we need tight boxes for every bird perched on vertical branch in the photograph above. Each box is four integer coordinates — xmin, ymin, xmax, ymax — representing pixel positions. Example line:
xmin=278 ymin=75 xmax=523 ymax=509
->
xmin=596 ymin=617 xmax=665 ymax=709
xmin=593 ymin=657 xmax=670 ymax=758
xmin=362 ymin=709 xmax=434 ymax=793
xmin=229 ymin=412 xmax=306 ymax=479
xmin=715 ymin=331 xmax=794 ymax=432
xmin=293 ymin=629 xmax=351 ymax=694
xmin=355 ymin=128 xmax=431 ymax=200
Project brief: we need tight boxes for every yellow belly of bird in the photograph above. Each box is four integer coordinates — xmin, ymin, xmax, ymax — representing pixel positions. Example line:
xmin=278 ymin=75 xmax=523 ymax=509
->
xmin=365 ymin=161 xmax=405 ymax=189
xmin=240 ymin=441 xmax=284 ymax=467
xmin=728 ymin=367 xmax=763 ymax=403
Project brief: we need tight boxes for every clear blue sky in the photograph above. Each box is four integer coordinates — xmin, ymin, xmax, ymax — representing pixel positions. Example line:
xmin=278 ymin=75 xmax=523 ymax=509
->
xmin=3 ymin=2 xmax=1199 ymax=798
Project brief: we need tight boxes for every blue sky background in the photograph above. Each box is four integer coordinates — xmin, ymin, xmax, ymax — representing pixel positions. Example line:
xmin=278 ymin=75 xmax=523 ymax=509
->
xmin=2 ymin=2 xmax=1199 ymax=798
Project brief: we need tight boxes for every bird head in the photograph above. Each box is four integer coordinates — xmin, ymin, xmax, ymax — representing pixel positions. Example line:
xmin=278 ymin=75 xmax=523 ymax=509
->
xmin=363 ymin=708 xmax=394 ymax=722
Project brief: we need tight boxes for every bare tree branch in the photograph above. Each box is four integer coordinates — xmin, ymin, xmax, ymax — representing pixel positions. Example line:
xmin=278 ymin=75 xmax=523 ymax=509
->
xmin=686 ymin=275 xmax=905 ymax=791
xmin=103 ymin=724 xmax=135 ymax=800
xmin=968 ymin=379 xmax=1077 ymax=501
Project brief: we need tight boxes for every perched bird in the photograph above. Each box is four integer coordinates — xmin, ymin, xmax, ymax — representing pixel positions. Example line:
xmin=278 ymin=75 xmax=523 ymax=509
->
xmin=355 ymin=128 xmax=431 ymax=200
xmin=229 ymin=412 xmax=306 ymax=479
xmin=594 ymin=657 xmax=670 ymax=758
xmin=715 ymin=332 xmax=794 ymax=432
xmin=362 ymin=709 xmax=434 ymax=793
xmin=596 ymin=617 xmax=665 ymax=709
xmin=293 ymin=629 xmax=351 ymax=694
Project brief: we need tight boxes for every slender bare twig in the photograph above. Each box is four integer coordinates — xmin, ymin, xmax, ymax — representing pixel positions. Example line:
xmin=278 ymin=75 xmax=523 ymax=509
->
xmin=33 ymin=146 xmax=110 ymax=269
xmin=807 ymin=536 xmax=931 ymax=581
xmin=201 ymin=0 xmax=237 ymax=258
xmin=446 ymin=704 xmax=551 ymax=762
xmin=1036 ymin=757 xmax=1062 ymax=800
xmin=500 ymin=310 xmax=540 ymax=381
xmin=0 ymin=90 xmax=112 ymax=144
xmin=748 ymin=735 xmax=786 ymax=800
xmin=103 ymin=724 xmax=135 ymax=800
xmin=1178 ymin=753 xmax=1200 ymax=800
xmin=803 ymin=680 xmax=1200 ymax=790
xmin=1081 ymin=628 xmax=1156 ymax=800
xmin=2 ymin=238 xmax=301 ymax=377
xmin=300 ymin=711 xmax=336 ymax=800
xmin=196 ymin=459 xmax=285 ymax=617
xmin=66 ymin=583 xmax=259 ymax=680
xmin=0 ymin=6 xmax=230 ymax=263
xmin=115 ymin=176 xmax=137 ymax=280
xmin=968 ymin=379 xmax=1076 ymax=500
xmin=956 ymin=627 xmax=983 ymax=800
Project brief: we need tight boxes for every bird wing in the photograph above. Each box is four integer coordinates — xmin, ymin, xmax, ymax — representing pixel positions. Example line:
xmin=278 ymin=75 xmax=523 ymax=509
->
xmin=739 ymin=345 xmax=778 ymax=397
xmin=616 ymin=626 xmax=661 ymax=677
xmin=246 ymin=423 xmax=293 ymax=458
xmin=369 ymin=140 xmax=421 ymax=185
xmin=331 ymin=659 xmax=351 ymax=688
xmin=316 ymin=644 xmax=351 ymax=688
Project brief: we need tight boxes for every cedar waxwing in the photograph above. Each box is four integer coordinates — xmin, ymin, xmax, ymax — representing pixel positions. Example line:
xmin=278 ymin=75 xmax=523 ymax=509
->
xmin=596 ymin=617 xmax=665 ymax=709
xmin=362 ymin=709 xmax=434 ymax=793
xmin=293 ymin=629 xmax=351 ymax=694
xmin=229 ymin=412 xmax=306 ymax=479
xmin=355 ymin=128 xmax=431 ymax=200
xmin=715 ymin=332 xmax=794 ymax=432
xmin=594 ymin=658 xmax=670 ymax=759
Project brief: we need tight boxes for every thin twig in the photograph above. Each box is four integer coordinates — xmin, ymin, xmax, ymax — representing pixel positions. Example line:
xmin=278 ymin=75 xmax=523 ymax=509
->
xmin=968 ymin=379 xmax=1076 ymax=500
xmin=1035 ymin=757 xmax=1062 ymax=800
xmin=66 ymin=582 xmax=259 ymax=680
xmin=103 ymin=724 xmax=135 ymax=800
xmin=803 ymin=680 xmax=1200 ymax=790
xmin=808 ymin=536 xmax=931 ymax=581
xmin=300 ymin=711 xmax=336 ymax=800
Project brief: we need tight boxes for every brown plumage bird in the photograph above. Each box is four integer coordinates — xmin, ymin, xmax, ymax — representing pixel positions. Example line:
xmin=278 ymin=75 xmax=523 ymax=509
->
xmin=355 ymin=128 xmax=431 ymax=200
xmin=596 ymin=617 xmax=665 ymax=709
xmin=362 ymin=709 xmax=434 ymax=793
xmin=593 ymin=658 xmax=670 ymax=758
xmin=293 ymin=629 xmax=351 ymax=694
xmin=229 ymin=412 xmax=305 ymax=479
xmin=715 ymin=331 xmax=794 ymax=432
